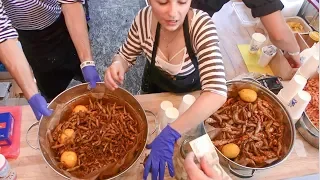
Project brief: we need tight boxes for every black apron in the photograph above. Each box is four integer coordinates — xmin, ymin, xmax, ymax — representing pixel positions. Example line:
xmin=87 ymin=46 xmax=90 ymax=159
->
xmin=141 ymin=16 xmax=201 ymax=94
xmin=17 ymin=14 xmax=80 ymax=73
xmin=16 ymin=14 xmax=84 ymax=102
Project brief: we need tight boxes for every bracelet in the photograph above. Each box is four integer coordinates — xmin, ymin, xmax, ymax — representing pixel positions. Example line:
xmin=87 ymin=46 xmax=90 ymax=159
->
xmin=288 ymin=51 xmax=300 ymax=56
xmin=80 ymin=61 xmax=95 ymax=69
xmin=112 ymin=60 xmax=122 ymax=65
xmin=113 ymin=54 xmax=132 ymax=68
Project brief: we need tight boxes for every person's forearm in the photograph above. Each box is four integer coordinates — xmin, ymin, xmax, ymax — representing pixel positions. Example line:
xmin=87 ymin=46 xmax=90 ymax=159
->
xmin=62 ymin=2 xmax=93 ymax=62
xmin=268 ymin=28 xmax=300 ymax=53
xmin=261 ymin=11 xmax=300 ymax=53
xmin=0 ymin=39 xmax=38 ymax=99
xmin=170 ymin=92 xmax=227 ymax=134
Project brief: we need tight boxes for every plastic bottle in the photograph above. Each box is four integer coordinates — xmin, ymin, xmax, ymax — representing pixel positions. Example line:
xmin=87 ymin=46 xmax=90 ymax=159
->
xmin=0 ymin=154 xmax=16 ymax=180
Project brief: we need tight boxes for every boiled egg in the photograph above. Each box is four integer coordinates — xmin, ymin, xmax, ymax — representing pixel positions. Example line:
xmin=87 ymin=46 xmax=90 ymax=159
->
xmin=61 ymin=151 xmax=78 ymax=168
xmin=73 ymin=105 xmax=88 ymax=113
xmin=59 ymin=129 xmax=75 ymax=144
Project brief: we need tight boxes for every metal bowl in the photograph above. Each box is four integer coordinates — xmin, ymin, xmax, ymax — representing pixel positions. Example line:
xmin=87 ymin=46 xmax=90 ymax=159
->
xmin=205 ymin=79 xmax=295 ymax=178
xmin=27 ymin=83 xmax=149 ymax=179
xmin=296 ymin=112 xmax=319 ymax=149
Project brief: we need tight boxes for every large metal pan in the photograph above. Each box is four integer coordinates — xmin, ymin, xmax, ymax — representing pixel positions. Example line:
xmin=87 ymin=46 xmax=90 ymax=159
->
xmin=180 ymin=79 xmax=295 ymax=178
xmin=296 ymin=112 xmax=319 ymax=149
xmin=26 ymin=83 xmax=152 ymax=179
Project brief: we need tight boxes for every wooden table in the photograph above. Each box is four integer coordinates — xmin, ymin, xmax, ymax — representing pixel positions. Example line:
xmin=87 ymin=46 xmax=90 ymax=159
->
xmin=7 ymin=1 xmax=319 ymax=180
xmin=9 ymin=91 xmax=319 ymax=180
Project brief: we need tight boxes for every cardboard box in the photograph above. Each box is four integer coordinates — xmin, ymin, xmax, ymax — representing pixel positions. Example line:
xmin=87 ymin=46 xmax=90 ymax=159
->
xmin=0 ymin=71 xmax=12 ymax=80
xmin=269 ymin=33 xmax=309 ymax=80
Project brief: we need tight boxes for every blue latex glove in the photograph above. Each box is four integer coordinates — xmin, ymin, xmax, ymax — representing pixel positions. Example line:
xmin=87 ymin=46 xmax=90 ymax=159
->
xmin=28 ymin=93 xmax=53 ymax=120
xmin=143 ymin=125 xmax=181 ymax=180
xmin=81 ymin=65 xmax=101 ymax=89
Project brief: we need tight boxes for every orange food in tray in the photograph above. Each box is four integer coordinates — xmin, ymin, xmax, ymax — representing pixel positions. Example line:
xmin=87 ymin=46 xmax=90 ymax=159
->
xmin=304 ymin=78 xmax=319 ymax=129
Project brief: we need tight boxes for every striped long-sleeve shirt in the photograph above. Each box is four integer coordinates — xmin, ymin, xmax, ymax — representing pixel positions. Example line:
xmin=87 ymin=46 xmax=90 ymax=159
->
xmin=0 ymin=0 xmax=83 ymax=43
xmin=118 ymin=7 xmax=227 ymax=96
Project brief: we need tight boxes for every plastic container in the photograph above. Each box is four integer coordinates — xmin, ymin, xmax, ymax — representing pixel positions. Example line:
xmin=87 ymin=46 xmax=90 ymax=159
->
xmin=0 ymin=107 xmax=21 ymax=159
xmin=232 ymin=2 xmax=259 ymax=27
xmin=285 ymin=16 xmax=313 ymax=33
xmin=0 ymin=154 xmax=16 ymax=179
xmin=0 ymin=154 xmax=10 ymax=177
xmin=281 ymin=0 xmax=305 ymax=17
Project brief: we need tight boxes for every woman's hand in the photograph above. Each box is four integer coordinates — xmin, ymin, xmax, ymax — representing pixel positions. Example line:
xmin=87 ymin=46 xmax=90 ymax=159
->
xmin=104 ymin=61 xmax=125 ymax=91
xmin=184 ymin=152 xmax=222 ymax=180
xmin=284 ymin=52 xmax=301 ymax=68
xmin=28 ymin=93 xmax=53 ymax=120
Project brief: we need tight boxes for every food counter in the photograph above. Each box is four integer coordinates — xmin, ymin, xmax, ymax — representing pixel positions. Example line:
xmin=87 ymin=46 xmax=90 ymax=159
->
xmin=3 ymin=1 xmax=320 ymax=179
xmin=8 ymin=92 xmax=319 ymax=179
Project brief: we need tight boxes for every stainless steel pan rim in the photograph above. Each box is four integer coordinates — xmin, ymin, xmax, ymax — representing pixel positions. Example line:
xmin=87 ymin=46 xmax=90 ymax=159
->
xmin=296 ymin=112 xmax=319 ymax=149
xmin=27 ymin=82 xmax=151 ymax=180
xmin=204 ymin=79 xmax=295 ymax=178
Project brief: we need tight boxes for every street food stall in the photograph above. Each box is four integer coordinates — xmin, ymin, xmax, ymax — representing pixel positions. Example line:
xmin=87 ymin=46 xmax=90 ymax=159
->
xmin=0 ymin=2 xmax=318 ymax=180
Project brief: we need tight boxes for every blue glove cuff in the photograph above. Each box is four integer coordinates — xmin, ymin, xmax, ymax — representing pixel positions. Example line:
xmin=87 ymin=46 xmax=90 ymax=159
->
xmin=164 ymin=125 xmax=181 ymax=142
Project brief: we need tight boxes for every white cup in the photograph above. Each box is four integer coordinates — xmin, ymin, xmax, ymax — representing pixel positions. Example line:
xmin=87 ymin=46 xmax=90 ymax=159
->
xmin=178 ymin=94 xmax=196 ymax=115
xmin=164 ymin=107 xmax=179 ymax=125
xmin=276 ymin=91 xmax=290 ymax=107
xmin=279 ymin=75 xmax=307 ymax=103
xmin=287 ymin=90 xmax=311 ymax=124
xmin=297 ymin=54 xmax=319 ymax=79
xmin=249 ymin=33 xmax=266 ymax=54
xmin=258 ymin=45 xmax=277 ymax=67
xmin=158 ymin=101 xmax=173 ymax=130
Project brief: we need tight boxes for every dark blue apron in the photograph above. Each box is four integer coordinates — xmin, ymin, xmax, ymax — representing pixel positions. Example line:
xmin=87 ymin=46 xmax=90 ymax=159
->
xmin=141 ymin=16 xmax=201 ymax=94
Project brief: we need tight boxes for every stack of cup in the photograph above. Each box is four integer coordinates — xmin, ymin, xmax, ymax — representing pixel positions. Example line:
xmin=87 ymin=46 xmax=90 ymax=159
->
xmin=158 ymin=101 xmax=173 ymax=131
xmin=287 ymin=90 xmax=311 ymax=124
xmin=249 ymin=33 xmax=267 ymax=54
xmin=178 ymin=94 xmax=196 ymax=115
xmin=296 ymin=54 xmax=319 ymax=79
xmin=258 ymin=45 xmax=277 ymax=67
xmin=161 ymin=107 xmax=179 ymax=130
xmin=277 ymin=75 xmax=307 ymax=105
xmin=178 ymin=94 xmax=203 ymax=138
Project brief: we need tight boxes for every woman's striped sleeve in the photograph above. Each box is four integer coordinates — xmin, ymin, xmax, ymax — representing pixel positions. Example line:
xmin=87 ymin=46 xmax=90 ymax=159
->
xmin=193 ymin=11 xmax=227 ymax=97
xmin=58 ymin=0 xmax=84 ymax=4
xmin=0 ymin=1 xmax=18 ymax=43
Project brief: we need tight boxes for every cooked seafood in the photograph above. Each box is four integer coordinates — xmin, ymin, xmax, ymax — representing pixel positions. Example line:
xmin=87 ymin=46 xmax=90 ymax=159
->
xmin=304 ymin=78 xmax=319 ymax=129
xmin=207 ymin=95 xmax=285 ymax=168
xmin=49 ymin=98 xmax=141 ymax=178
